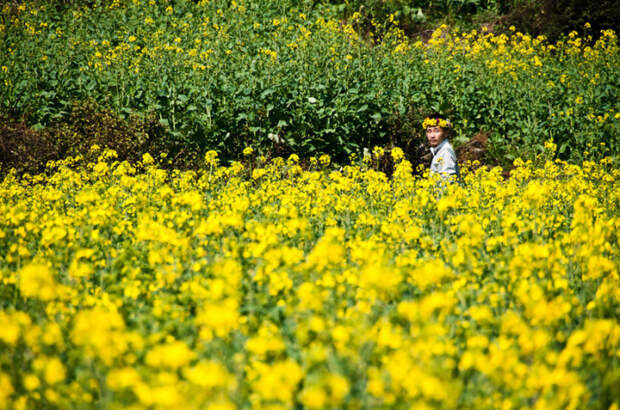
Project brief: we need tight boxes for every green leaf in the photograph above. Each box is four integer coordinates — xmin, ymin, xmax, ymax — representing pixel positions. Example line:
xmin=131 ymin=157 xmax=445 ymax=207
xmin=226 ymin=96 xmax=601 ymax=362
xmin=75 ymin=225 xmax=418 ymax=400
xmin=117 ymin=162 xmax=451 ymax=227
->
xmin=260 ymin=88 xmax=275 ymax=99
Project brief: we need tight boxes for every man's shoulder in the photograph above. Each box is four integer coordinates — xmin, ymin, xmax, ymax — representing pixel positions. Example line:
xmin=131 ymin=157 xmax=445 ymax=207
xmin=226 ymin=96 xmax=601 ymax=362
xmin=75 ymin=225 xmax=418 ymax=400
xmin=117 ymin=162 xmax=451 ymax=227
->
xmin=438 ymin=140 xmax=456 ymax=155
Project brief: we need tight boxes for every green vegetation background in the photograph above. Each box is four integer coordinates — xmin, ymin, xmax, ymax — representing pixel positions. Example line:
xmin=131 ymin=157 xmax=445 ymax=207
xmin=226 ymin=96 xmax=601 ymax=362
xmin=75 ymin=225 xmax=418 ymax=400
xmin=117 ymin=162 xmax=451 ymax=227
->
xmin=1 ymin=0 xmax=619 ymax=174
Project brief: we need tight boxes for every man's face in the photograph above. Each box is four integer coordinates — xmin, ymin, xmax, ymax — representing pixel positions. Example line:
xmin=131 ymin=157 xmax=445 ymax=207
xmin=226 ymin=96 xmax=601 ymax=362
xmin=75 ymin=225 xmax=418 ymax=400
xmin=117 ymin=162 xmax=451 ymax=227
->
xmin=426 ymin=126 xmax=446 ymax=148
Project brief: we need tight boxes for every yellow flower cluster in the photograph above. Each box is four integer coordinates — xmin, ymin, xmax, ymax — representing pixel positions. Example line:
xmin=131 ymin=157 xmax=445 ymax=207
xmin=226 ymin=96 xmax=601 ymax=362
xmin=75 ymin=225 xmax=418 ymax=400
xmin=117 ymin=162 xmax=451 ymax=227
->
xmin=0 ymin=146 xmax=618 ymax=408
xmin=423 ymin=117 xmax=451 ymax=129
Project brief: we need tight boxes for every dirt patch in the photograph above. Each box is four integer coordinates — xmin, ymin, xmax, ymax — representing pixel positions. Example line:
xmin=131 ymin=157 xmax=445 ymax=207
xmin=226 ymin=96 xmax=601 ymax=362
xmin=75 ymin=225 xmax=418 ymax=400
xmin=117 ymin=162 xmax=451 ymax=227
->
xmin=457 ymin=131 xmax=488 ymax=166
xmin=456 ymin=131 xmax=515 ymax=179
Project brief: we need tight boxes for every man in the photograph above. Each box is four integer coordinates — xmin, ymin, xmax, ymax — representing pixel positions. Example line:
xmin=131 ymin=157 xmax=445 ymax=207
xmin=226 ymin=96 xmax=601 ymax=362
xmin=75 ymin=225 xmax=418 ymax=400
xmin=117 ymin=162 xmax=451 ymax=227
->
xmin=424 ymin=114 xmax=460 ymax=181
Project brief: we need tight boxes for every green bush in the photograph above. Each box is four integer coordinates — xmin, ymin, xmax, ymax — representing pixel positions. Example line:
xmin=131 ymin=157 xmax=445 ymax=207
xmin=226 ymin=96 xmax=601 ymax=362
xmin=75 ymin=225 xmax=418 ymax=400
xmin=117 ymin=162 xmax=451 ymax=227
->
xmin=0 ymin=101 xmax=194 ymax=176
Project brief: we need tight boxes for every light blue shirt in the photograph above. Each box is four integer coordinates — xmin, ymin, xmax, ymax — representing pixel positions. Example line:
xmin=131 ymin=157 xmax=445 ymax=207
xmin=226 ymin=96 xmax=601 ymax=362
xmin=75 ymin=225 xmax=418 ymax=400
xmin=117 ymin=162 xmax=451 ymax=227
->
xmin=430 ymin=139 xmax=459 ymax=180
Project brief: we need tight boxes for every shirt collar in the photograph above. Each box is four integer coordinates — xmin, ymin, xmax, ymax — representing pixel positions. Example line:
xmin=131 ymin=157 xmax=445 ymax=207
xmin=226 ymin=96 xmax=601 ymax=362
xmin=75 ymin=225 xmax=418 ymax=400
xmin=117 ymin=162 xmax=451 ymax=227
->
xmin=430 ymin=138 xmax=448 ymax=156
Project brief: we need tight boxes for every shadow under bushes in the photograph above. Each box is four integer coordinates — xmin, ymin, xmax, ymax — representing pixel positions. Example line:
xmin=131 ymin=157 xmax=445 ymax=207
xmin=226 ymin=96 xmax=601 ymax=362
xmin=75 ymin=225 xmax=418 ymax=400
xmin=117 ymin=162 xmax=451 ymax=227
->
xmin=500 ymin=0 xmax=620 ymax=42
xmin=384 ymin=103 xmax=430 ymax=176
xmin=1 ymin=97 xmax=442 ymax=179
xmin=0 ymin=100 xmax=201 ymax=177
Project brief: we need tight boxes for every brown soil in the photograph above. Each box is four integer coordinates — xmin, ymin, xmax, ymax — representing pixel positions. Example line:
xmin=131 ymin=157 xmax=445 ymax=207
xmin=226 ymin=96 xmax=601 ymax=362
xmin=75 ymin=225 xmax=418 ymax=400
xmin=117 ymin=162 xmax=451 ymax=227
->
xmin=457 ymin=131 xmax=488 ymax=166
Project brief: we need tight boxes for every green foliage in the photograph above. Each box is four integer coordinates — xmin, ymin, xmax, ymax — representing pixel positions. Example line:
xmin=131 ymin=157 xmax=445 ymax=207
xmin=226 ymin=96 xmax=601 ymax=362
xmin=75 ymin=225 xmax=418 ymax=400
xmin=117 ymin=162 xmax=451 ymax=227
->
xmin=321 ymin=0 xmax=501 ymax=32
xmin=0 ymin=0 xmax=618 ymax=170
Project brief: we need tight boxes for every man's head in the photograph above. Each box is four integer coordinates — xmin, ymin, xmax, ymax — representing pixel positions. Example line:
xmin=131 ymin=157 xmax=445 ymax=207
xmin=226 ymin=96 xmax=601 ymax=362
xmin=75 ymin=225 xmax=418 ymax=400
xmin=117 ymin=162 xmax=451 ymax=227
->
xmin=423 ymin=114 xmax=450 ymax=148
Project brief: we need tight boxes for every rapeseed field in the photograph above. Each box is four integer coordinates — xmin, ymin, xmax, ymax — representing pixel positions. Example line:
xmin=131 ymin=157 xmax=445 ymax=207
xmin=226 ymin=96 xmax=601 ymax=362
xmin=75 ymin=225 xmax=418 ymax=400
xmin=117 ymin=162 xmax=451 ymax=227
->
xmin=0 ymin=143 xmax=618 ymax=408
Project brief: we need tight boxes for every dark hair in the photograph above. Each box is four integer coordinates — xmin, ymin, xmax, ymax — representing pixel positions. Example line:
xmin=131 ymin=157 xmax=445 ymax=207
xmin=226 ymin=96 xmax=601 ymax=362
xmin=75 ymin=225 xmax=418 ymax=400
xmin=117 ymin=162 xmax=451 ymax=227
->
xmin=428 ymin=112 xmax=447 ymax=121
